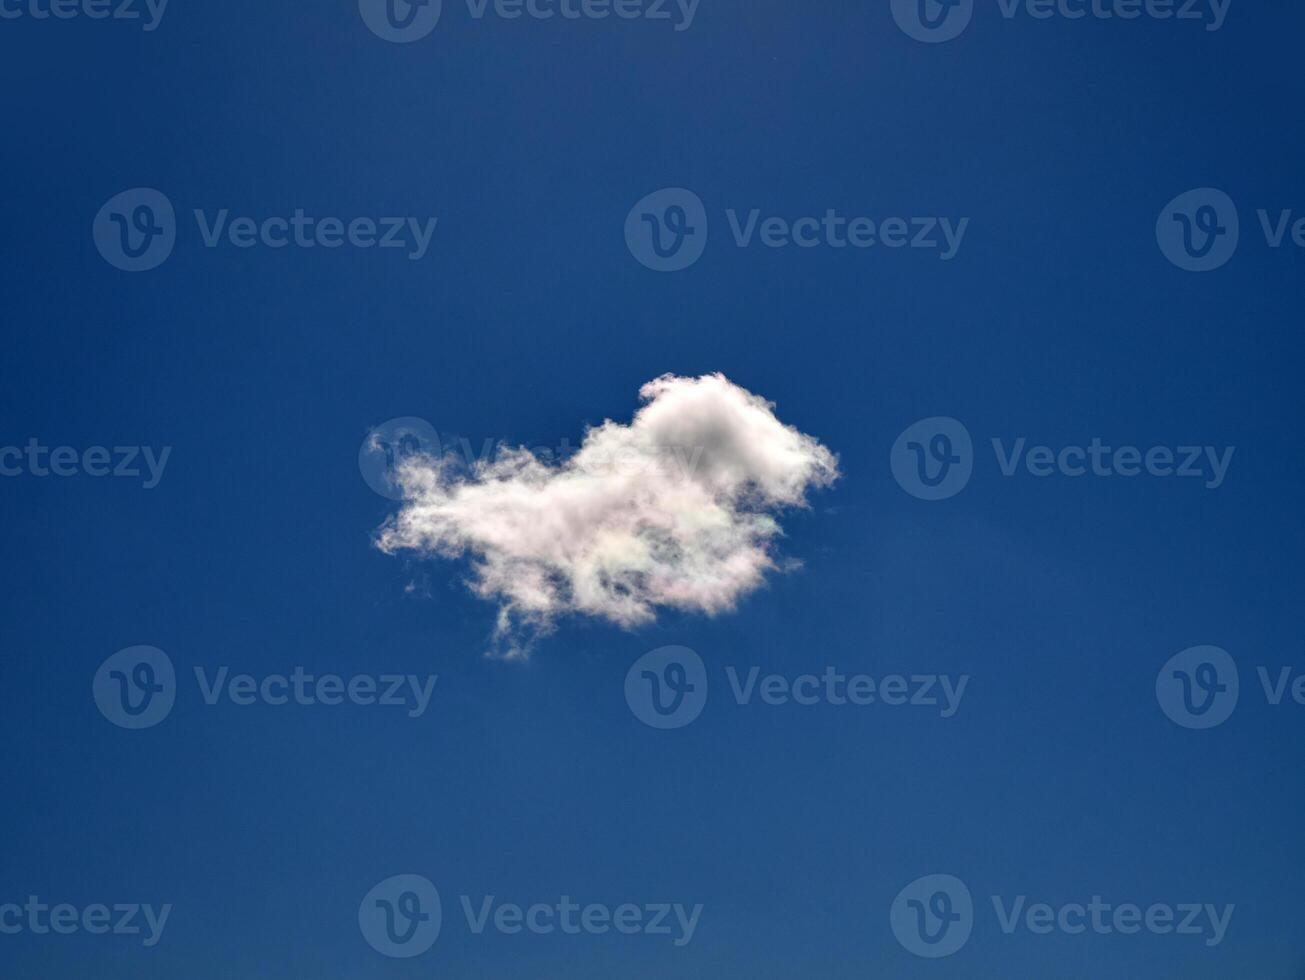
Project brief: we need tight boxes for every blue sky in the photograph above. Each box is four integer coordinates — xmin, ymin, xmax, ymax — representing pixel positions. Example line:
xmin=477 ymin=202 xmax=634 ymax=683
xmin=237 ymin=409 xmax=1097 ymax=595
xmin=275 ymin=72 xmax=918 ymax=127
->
xmin=2 ymin=1 xmax=1304 ymax=977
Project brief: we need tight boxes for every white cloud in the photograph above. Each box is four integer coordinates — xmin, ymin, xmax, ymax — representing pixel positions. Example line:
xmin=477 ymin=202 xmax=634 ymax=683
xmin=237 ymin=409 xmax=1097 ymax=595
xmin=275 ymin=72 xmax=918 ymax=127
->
xmin=375 ymin=373 xmax=838 ymax=657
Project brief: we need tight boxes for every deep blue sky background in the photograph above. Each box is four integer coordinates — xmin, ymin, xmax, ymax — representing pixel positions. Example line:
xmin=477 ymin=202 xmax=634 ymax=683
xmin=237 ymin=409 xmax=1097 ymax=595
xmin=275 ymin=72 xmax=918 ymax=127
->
xmin=3 ymin=1 xmax=1304 ymax=976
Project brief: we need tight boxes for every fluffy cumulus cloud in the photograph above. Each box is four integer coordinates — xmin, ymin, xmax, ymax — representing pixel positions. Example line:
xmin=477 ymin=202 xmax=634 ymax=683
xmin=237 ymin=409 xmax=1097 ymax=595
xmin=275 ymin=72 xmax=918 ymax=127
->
xmin=375 ymin=373 xmax=838 ymax=657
